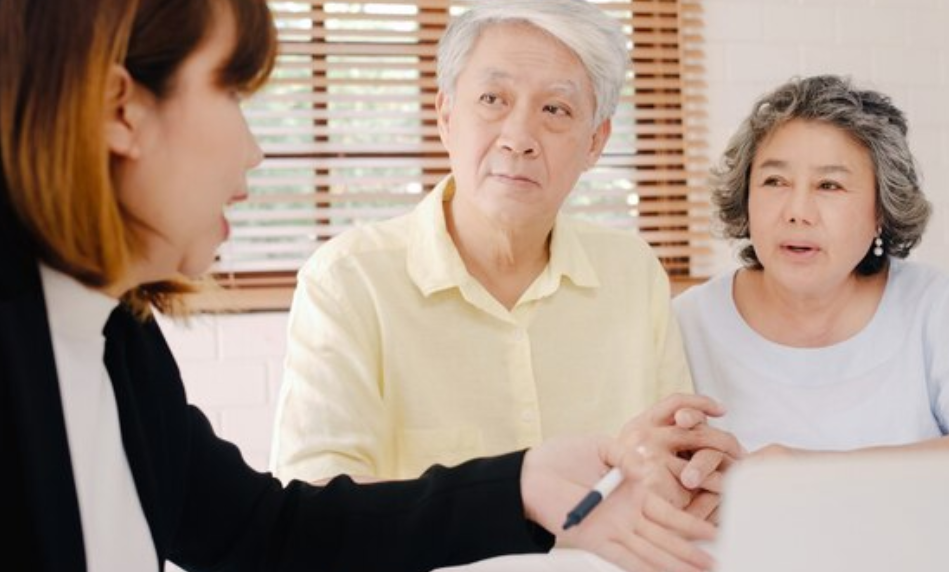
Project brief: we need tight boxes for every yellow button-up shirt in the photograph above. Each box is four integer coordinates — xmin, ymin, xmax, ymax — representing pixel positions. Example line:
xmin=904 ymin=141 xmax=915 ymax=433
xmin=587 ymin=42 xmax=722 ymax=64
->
xmin=271 ymin=176 xmax=692 ymax=482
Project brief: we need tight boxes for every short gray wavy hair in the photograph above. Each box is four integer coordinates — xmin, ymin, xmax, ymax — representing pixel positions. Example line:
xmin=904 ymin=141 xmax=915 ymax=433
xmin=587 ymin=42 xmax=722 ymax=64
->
xmin=436 ymin=0 xmax=628 ymax=126
xmin=713 ymin=75 xmax=932 ymax=275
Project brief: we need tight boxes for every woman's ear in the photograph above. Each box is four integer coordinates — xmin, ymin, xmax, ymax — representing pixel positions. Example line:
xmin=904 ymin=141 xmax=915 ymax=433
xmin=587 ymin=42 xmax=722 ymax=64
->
xmin=103 ymin=64 xmax=146 ymax=160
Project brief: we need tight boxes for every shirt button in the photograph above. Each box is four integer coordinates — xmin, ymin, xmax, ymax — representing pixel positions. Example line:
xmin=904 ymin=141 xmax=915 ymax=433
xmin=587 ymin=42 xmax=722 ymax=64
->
xmin=513 ymin=328 xmax=526 ymax=342
xmin=521 ymin=410 xmax=535 ymax=423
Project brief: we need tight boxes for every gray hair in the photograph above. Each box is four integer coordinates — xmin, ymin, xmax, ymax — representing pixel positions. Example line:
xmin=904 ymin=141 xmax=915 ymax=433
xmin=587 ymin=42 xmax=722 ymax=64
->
xmin=713 ymin=75 xmax=932 ymax=275
xmin=436 ymin=0 xmax=628 ymax=126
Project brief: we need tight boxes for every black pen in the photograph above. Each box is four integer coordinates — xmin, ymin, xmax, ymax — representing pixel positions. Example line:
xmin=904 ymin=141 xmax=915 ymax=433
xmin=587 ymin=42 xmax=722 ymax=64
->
xmin=562 ymin=467 xmax=624 ymax=530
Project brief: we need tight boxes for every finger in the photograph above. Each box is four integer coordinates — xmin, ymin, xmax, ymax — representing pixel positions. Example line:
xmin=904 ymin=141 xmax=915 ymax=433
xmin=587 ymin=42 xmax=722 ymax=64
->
xmin=696 ymin=470 xmax=724 ymax=494
xmin=647 ymin=393 xmax=726 ymax=425
xmin=643 ymin=492 xmax=717 ymax=543
xmin=692 ymin=450 xmax=741 ymax=493
xmin=685 ymin=491 xmax=720 ymax=521
xmin=667 ymin=425 xmax=744 ymax=460
xmin=669 ymin=456 xmax=726 ymax=494
xmin=620 ymin=526 xmax=708 ymax=572
xmin=645 ymin=463 xmax=692 ymax=509
xmin=632 ymin=496 xmax=716 ymax=572
xmin=680 ymin=449 xmax=724 ymax=489
xmin=674 ymin=407 xmax=708 ymax=429
xmin=613 ymin=450 xmax=691 ymax=510
xmin=596 ymin=541 xmax=660 ymax=572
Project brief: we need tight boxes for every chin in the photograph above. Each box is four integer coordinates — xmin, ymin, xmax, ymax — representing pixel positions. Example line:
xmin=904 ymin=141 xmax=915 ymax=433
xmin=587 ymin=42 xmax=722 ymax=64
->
xmin=178 ymin=252 xmax=218 ymax=279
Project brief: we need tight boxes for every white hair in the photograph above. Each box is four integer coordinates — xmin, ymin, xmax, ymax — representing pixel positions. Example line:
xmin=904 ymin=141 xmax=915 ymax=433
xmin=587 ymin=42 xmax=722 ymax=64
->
xmin=436 ymin=0 xmax=628 ymax=126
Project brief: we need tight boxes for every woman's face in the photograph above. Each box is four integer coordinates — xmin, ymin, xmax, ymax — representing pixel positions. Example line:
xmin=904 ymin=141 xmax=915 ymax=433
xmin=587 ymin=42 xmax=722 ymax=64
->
xmin=111 ymin=9 xmax=261 ymax=283
xmin=747 ymin=119 xmax=878 ymax=297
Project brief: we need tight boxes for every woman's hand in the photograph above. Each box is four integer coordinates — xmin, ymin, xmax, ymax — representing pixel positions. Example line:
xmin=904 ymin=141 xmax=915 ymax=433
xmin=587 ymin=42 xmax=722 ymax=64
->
xmin=519 ymin=394 xmax=742 ymax=572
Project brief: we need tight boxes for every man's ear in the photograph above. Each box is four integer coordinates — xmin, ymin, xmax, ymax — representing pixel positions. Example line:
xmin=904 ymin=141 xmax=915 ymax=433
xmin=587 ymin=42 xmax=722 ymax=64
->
xmin=586 ymin=118 xmax=612 ymax=169
xmin=435 ymin=90 xmax=452 ymax=147
xmin=103 ymin=64 xmax=147 ymax=160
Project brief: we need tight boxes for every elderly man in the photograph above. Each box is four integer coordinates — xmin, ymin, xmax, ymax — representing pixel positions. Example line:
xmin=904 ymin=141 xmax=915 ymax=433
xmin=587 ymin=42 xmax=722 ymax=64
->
xmin=273 ymin=0 xmax=702 ymax=487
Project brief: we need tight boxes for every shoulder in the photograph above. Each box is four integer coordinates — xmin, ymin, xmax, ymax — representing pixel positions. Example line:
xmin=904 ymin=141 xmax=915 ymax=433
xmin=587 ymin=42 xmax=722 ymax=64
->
xmin=887 ymin=260 xmax=949 ymax=309
xmin=673 ymin=269 xmax=734 ymax=316
xmin=563 ymin=216 xmax=661 ymax=269
xmin=298 ymin=211 xmax=413 ymax=279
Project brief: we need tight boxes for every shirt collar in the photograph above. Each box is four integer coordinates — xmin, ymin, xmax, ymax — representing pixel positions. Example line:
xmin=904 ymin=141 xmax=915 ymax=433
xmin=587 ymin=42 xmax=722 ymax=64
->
xmin=40 ymin=263 xmax=119 ymax=341
xmin=406 ymin=176 xmax=471 ymax=296
xmin=406 ymin=175 xmax=600 ymax=300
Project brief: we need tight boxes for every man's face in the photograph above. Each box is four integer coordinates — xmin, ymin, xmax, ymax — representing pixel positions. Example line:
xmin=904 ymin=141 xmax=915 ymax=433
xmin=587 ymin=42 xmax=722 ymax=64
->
xmin=436 ymin=22 xmax=611 ymax=231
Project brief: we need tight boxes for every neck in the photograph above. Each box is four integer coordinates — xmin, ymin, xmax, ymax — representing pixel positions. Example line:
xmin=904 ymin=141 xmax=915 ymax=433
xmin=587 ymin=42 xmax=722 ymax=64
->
xmin=445 ymin=198 xmax=552 ymax=310
xmin=734 ymin=267 xmax=888 ymax=348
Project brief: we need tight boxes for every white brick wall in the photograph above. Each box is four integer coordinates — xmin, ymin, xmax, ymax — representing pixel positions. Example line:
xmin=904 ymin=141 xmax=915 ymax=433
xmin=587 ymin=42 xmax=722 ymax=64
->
xmin=158 ymin=312 xmax=288 ymax=472
xmin=163 ymin=0 xmax=949 ymax=478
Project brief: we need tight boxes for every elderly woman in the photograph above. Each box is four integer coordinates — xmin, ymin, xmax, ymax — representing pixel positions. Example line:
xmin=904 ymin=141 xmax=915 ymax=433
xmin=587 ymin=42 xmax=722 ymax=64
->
xmin=674 ymin=75 xmax=948 ymax=455
xmin=273 ymin=0 xmax=700 ymax=484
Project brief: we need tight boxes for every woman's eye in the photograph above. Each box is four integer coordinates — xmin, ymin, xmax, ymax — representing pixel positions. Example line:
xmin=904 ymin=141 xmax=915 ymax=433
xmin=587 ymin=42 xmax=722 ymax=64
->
xmin=818 ymin=180 xmax=842 ymax=191
xmin=762 ymin=176 xmax=783 ymax=187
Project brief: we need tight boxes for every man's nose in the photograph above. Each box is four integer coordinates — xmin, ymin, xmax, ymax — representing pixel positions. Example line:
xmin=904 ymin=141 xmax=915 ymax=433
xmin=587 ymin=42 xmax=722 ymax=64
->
xmin=496 ymin=108 xmax=539 ymax=157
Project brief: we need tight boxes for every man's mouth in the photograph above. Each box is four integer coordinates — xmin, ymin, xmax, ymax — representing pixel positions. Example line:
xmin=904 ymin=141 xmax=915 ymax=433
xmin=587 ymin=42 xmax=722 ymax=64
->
xmin=491 ymin=172 xmax=537 ymax=185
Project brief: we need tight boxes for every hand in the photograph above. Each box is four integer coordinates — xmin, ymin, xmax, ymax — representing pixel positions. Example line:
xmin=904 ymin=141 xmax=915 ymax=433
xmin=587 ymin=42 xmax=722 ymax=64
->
xmin=667 ymin=397 xmax=745 ymax=523
xmin=520 ymin=434 xmax=715 ymax=572
xmin=618 ymin=394 xmax=742 ymax=510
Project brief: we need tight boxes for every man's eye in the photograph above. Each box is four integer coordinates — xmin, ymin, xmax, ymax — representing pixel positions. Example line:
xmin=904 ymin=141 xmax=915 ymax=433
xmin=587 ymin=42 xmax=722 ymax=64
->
xmin=543 ymin=104 xmax=569 ymax=116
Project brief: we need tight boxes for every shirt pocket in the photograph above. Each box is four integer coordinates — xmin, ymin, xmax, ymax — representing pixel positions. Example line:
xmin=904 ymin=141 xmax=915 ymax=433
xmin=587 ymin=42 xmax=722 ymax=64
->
xmin=396 ymin=426 xmax=485 ymax=478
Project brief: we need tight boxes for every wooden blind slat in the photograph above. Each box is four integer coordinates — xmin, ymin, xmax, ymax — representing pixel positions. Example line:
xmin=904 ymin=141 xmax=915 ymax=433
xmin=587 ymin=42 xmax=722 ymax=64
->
xmin=215 ymin=0 xmax=709 ymax=297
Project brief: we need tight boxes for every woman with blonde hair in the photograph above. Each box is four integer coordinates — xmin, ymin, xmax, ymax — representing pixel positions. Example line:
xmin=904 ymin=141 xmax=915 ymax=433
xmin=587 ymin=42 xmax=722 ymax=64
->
xmin=0 ymin=0 xmax=737 ymax=571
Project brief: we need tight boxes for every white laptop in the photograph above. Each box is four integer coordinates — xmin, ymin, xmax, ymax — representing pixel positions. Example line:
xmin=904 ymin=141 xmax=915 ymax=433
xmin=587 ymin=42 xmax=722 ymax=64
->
xmin=715 ymin=452 xmax=949 ymax=572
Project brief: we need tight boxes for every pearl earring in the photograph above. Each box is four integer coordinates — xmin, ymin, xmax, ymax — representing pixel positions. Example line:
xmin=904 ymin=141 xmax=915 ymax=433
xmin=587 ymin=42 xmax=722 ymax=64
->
xmin=873 ymin=234 xmax=884 ymax=257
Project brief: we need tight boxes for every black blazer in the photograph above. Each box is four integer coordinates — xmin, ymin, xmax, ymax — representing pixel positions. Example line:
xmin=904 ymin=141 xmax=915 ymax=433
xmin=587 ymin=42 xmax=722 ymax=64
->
xmin=0 ymin=191 xmax=552 ymax=571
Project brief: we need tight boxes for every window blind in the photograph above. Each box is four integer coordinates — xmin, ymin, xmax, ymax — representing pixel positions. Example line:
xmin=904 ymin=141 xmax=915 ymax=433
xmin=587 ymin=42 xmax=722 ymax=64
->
xmin=208 ymin=0 xmax=709 ymax=307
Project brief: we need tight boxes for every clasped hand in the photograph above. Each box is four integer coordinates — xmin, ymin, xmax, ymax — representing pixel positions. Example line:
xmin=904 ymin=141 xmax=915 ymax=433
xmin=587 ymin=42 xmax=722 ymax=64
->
xmin=521 ymin=394 xmax=742 ymax=572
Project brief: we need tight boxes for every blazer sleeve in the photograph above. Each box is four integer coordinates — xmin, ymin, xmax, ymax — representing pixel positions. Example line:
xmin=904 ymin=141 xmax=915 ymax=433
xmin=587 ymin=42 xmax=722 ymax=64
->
xmin=114 ymin=311 xmax=552 ymax=572
xmin=174 ymin=407 xmax=553 ymax=572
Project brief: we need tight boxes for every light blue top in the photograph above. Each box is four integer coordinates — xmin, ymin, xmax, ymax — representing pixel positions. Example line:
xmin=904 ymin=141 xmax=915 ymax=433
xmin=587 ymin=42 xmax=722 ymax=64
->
xmin=673 ymin=259 xmax=949 ymax=451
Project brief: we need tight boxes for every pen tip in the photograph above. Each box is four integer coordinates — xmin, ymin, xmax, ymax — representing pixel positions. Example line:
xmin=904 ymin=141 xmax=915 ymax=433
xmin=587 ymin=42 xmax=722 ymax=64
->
xmin=562 ymin=517 xmax=577 ymax=531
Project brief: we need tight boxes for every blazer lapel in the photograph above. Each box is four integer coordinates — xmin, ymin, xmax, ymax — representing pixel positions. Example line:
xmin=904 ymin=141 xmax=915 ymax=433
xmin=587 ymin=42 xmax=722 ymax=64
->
xmin=0 ymin=274 xmax=87 ymax=572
